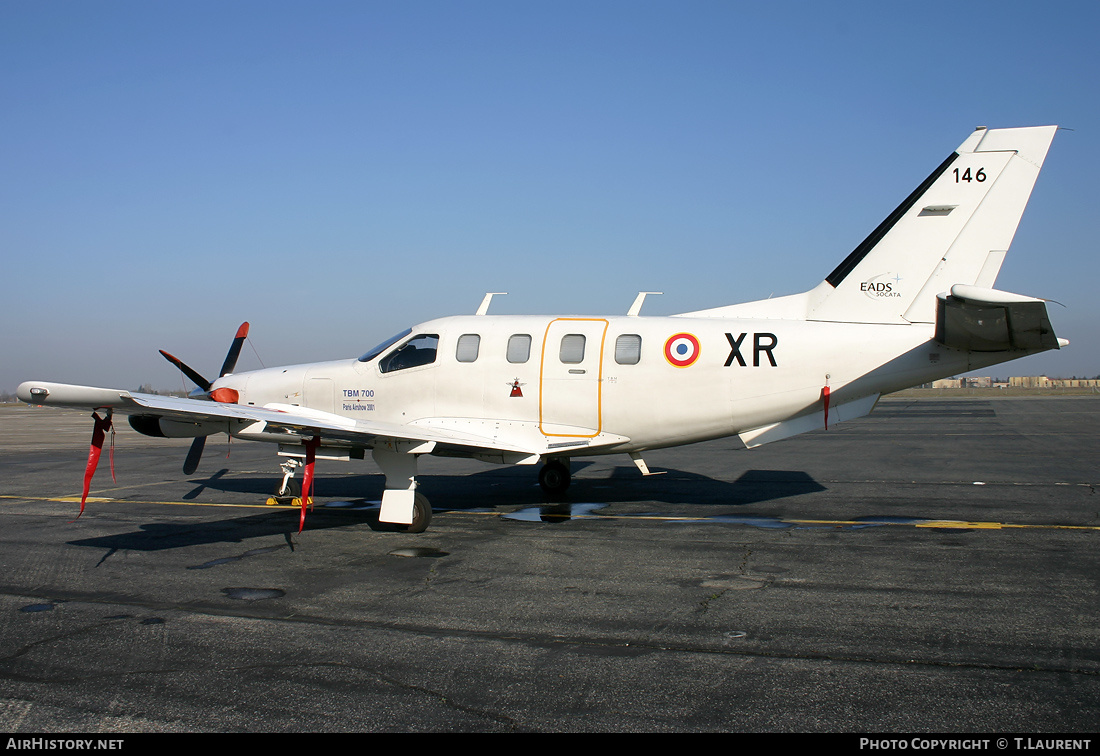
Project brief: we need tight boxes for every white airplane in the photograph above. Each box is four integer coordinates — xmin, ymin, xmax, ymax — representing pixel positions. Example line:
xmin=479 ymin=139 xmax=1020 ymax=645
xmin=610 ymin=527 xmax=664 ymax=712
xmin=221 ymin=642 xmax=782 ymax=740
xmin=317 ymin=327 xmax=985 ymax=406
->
xmin=19 ymin=125 xmax=1066 ymax=533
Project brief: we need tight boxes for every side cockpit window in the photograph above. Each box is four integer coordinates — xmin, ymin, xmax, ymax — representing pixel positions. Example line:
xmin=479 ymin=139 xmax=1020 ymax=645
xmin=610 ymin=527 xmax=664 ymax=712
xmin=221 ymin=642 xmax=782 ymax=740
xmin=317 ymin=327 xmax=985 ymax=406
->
xmin=379 ymin=334 xmax=439 ymax=373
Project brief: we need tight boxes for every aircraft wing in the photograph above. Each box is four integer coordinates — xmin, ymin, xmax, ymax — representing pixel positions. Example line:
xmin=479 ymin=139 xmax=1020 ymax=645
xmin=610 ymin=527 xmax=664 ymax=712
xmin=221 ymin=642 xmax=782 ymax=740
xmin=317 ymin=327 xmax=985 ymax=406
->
xmin=16 ymin=381 xmax=629 ymax=460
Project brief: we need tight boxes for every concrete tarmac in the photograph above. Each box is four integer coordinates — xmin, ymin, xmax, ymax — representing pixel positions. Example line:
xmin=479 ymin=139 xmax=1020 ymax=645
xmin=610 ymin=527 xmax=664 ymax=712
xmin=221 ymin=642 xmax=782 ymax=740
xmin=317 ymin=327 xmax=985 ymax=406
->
xmin=0 ymin=397 xmax=1097 ymax=733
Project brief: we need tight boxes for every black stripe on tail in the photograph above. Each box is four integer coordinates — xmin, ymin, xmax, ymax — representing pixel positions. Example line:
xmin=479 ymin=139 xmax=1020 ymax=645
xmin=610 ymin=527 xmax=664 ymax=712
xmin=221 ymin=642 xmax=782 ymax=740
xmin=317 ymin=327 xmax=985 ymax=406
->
xmin=825 ymin=152 xmax=959 ymax=288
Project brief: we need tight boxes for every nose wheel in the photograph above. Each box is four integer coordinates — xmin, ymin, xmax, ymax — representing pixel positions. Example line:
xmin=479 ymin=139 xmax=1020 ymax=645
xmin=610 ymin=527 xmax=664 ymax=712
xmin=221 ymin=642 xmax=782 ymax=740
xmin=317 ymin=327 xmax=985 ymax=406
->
xmin=538 ymin=459 xmax=571 ymax=497
xmin=274 ymin=458 xmax=301 ymax=498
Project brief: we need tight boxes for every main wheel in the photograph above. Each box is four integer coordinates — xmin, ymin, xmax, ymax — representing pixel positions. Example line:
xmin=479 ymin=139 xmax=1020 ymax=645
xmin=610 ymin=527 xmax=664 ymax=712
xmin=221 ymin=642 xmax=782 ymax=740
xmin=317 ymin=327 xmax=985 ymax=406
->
xmin=401 ymin=492 xmax=433 ymax=534
xmin=539 ymin=460 xmax=571 ymax=497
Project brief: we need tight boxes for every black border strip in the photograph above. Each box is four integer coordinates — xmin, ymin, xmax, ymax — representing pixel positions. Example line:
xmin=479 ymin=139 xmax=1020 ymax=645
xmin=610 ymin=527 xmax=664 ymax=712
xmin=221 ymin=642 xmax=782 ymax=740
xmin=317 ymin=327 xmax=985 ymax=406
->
xmin=825 ymin=151 xmax=960 ymax=288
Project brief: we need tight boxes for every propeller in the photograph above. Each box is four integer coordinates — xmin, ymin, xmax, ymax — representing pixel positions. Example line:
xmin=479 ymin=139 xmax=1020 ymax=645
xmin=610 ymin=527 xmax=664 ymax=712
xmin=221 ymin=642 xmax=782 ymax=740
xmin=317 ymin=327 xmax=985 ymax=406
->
xmin=220 ymin=322 xmax=250 ymax=380
xmin=159 ymin=322 xmax=250 ymax=474
xmin=183 ymin=435 xmax=206 ymax=476
xmin=159 ymin=349 xmax=212 ymax=393
xmin=159 ymin=322 xmax=250 ymax=395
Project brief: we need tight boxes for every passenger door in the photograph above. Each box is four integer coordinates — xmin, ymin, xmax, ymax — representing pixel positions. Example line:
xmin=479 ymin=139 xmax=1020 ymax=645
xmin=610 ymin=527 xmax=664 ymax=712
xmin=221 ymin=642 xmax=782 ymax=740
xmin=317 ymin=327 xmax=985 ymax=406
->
xmin=538 ymin=318 xmax=608 ymax=437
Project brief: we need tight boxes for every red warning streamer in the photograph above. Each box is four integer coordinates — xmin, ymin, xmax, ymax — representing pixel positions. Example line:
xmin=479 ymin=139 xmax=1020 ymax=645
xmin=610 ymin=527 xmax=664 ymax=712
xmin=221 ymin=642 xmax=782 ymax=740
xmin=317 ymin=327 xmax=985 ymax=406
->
xmin=299 ymin=436 xmax=320 ymax=533
xmin=79 ymin=411 xmax=114 ymax=517
xmin=822 ymin=385 xmax=831 ymax=431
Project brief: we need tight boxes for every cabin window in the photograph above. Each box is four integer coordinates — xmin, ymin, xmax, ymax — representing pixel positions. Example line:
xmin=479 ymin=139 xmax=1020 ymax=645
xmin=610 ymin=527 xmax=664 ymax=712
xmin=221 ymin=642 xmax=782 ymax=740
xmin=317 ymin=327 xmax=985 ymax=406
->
xmin=379 ymin=333 xmax=439 ymax=373
xmin=559 ymin=334 xmax=585 ymax=364
xmin=507 ymin=334 xmax=531 ymax=364
xmin=456 ymin=334 xmax=480 ymax=363
xmin=615 ymin=334 xmax=642 ymax=365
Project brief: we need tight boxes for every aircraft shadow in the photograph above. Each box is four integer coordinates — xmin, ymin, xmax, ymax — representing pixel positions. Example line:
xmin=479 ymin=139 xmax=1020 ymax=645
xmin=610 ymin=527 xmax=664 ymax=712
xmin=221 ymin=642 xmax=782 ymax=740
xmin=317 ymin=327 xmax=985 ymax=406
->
xmin=67 ymin=506 xmax=400 ymax=554
xmin=180 ymin=463 xmax=826 ymax=512
xmin=65 ymin=464 xmax=827 ymax=552
xmin=574 ymin=466 xmax=827 ymax=508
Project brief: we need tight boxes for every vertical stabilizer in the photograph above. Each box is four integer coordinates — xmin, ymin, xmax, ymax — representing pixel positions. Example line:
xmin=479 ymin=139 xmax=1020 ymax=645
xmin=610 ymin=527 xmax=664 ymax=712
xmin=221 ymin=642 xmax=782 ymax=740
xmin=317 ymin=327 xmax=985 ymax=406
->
xmin=806 ymin=125 xmax=1057 ymax=324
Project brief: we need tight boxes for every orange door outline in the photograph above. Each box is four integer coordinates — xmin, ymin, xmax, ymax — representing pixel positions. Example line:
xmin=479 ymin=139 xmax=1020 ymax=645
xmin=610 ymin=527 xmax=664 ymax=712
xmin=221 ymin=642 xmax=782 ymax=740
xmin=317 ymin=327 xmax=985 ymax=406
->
xmin=538 ymin=318 xmax=608 ymax=437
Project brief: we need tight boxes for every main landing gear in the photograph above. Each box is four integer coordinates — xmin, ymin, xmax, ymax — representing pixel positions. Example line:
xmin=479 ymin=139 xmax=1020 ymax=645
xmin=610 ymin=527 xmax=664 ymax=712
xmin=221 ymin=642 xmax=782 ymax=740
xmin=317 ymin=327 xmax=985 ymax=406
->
xmin=538 ymin=459 xmax=571 ymax=497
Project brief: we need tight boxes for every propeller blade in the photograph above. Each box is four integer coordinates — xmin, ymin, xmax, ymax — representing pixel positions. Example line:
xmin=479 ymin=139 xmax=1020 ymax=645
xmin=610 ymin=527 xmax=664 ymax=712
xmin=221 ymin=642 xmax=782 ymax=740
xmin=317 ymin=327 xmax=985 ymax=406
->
xmin=219 ymin=322 xmax=250 ymax=377
xmin=183 ymin=436 xmax=206 ymax=475
xmin=161 ymin=322 xmax=248 ymax=475
xmin=160 ymin=350 xmax=212 ymax=392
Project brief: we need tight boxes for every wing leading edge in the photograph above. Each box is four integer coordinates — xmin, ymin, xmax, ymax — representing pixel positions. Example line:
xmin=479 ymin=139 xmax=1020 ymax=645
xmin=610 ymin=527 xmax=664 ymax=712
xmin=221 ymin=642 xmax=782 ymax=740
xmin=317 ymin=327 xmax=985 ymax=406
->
xmin=16 ymin=381 xmax=629 ymax=460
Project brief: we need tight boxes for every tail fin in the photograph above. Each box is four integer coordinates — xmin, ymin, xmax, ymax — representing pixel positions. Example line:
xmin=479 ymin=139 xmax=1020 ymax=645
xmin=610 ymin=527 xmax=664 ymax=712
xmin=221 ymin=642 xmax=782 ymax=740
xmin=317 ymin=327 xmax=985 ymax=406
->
xmin=806 ymin=125 xmax=1058 ymax=324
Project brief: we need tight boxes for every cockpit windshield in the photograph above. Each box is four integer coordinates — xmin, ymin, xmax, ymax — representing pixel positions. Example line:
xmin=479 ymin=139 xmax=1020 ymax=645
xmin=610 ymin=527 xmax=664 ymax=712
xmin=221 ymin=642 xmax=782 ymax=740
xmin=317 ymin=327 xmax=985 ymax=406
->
xmin=358 ymin=328 xmax=412 ymax=363
xmin=379 ymin=334 xmax=439 ymax=373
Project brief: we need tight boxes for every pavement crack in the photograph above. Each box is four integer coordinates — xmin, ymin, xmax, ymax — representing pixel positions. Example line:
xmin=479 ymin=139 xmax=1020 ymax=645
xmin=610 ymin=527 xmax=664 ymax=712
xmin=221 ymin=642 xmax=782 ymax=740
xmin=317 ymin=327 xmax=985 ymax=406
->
xmin=0 ymin=617 xmax=125 ymax=678
xmin=698 ymin=588 xmax=729 ymax=614
xmin=366 ymin=667 xmax=524 ymax=730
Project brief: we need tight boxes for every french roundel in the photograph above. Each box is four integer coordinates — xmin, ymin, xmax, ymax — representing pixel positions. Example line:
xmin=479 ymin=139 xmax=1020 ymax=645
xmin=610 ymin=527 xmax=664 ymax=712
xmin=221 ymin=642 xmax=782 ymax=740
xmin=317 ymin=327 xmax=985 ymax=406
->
xmin=664 ymin=333 xmax=701 ymax=368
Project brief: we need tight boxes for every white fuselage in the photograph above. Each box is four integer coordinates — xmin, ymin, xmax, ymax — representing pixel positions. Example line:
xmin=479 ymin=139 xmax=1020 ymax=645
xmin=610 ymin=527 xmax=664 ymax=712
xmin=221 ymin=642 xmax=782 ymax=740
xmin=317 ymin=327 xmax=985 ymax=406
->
xmin=213 ymin=314 xmax=988 ymax=458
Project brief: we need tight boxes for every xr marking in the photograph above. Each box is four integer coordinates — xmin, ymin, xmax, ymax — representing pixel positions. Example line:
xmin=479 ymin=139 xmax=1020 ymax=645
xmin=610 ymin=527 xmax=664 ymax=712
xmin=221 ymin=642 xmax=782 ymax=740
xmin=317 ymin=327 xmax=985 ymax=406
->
xmin=724 ymin=332 xmax=778 ymax=367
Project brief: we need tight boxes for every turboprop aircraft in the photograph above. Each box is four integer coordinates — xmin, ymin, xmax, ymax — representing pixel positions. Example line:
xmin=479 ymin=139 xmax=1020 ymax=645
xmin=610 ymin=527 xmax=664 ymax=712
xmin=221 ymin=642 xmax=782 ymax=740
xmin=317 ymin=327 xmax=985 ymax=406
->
xmin=18 ymin=125 xmax=1066 ymax=533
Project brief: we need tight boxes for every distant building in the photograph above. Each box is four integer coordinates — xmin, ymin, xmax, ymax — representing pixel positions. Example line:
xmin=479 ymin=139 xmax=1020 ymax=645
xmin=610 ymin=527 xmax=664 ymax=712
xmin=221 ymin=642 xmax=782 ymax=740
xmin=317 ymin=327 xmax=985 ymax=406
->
xmin=1008 ymin=376 xmax=1100 ymax=388
xmin=905 ymin=376 xmax=1098 ymax=390
xmin=927 ymin=377 xmax=990 ymax=388
xmin=1009 ymin=376 xmax=1052 ymax=388
xmin=1052 ymin=378 xmax=1100 ymax=388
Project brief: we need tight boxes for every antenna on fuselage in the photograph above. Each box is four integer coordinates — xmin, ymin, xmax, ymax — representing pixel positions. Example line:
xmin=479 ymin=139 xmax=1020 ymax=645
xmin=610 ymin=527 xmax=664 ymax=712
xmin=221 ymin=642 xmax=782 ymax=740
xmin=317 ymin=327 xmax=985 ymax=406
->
xmin=627 ymin=292 xmax=662 ymax=316
xmin=476 ymin=292 xmax=507 ymax=315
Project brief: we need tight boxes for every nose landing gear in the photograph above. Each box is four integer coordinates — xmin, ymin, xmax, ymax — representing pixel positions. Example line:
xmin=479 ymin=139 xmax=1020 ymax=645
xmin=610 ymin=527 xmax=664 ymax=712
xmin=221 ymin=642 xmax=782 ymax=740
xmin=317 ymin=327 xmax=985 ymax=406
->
xmin=268 ymin=458 xmax=301 ymax=505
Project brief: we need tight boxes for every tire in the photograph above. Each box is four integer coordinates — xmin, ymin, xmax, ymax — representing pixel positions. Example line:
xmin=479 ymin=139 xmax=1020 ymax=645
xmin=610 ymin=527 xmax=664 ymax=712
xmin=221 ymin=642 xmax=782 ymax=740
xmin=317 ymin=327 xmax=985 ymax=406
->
xmin=538 ymin=460 xmax=571 ymax=497
xmin=402 ymin=492 xmax=433 ymax=534
xmin=276 ymin=477 xmax=301 ymax=497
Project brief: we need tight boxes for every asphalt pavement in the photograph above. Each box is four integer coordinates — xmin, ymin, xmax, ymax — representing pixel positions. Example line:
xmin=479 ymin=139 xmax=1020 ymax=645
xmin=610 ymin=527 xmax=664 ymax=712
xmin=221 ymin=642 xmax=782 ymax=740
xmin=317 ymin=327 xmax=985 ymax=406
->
xmin=0 ymin=397 xmax=1097 ymax=733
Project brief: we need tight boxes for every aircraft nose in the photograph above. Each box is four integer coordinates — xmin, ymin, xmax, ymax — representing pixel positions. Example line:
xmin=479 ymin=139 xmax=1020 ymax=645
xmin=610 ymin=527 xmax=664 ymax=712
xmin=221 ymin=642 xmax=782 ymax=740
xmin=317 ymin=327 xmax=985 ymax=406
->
xmin=208 ymin=374 xmax=246 ymax=404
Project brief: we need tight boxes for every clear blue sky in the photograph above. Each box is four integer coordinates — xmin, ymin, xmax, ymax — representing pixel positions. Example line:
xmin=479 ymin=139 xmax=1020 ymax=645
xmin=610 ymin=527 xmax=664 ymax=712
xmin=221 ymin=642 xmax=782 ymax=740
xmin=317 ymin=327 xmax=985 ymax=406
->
xmin=3 ymin=0 xmax=1098 ymax=391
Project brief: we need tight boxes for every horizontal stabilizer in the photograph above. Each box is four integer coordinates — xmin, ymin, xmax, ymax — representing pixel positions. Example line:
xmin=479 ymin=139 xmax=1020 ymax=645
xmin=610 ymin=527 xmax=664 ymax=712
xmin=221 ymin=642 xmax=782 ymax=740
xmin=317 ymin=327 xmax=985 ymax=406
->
xmin=934 ymin=284 xmax=1059 ymax=352
xmin=738 ymin=394 xmax=880 ymax=448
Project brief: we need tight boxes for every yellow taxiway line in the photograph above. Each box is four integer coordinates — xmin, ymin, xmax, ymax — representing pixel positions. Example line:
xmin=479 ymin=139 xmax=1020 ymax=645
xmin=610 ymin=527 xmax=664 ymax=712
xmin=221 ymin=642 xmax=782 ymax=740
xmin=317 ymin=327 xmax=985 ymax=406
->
xmin=1 ymin=494 xmax=298 ymax=510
